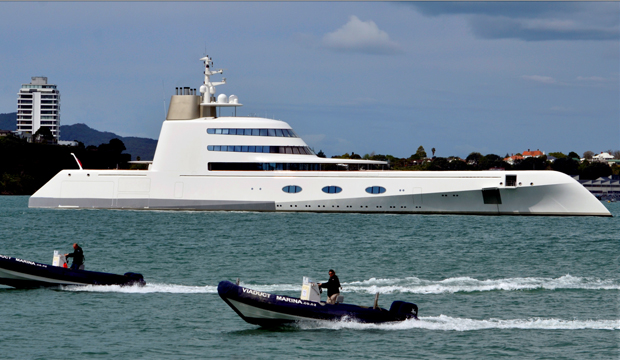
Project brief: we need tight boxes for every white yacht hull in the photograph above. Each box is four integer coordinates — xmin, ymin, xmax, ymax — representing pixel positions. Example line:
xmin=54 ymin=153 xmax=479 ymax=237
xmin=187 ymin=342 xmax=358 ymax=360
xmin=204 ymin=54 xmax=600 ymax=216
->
xmin=29 ymin=168 xmax=611 ymax=216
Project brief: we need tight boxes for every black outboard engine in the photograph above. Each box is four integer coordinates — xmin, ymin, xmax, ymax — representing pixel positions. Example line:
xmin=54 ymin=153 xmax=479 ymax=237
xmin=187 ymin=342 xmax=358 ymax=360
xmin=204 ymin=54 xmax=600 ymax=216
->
xmin=123 ymin=272 xmax=146 ymax=286
xmin=389 ymin=301 xmax=419 ymax=320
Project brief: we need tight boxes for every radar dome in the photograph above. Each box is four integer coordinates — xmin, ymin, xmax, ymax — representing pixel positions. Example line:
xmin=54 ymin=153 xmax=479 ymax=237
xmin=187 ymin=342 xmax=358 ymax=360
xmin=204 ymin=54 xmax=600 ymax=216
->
xmin=217 ymin=94 xmax=228 ymax=104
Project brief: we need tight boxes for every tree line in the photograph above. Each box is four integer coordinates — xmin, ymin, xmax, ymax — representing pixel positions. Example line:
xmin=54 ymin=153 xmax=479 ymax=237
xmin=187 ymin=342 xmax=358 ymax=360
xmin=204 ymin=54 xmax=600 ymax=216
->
xmin=0 ymin=135 xmax=131 ymax=195
xmin=323 ymin=146 xmax=619 ymax=180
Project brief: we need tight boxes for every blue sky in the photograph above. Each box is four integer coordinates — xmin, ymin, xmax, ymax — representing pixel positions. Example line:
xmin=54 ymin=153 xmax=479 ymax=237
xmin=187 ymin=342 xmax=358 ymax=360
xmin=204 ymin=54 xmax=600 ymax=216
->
xmin=1 ymin=2 xmax=618 ymax=158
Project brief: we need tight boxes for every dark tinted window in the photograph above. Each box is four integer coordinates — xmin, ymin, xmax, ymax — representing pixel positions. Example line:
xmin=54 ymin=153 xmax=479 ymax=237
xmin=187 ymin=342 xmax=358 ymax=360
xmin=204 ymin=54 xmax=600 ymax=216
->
xmin=282 ymin=185 xmax=302 ymax=193
xmin=365 ymin=186 xmax=386 ymax=194
xmin=322 ymin=186 xmax=342 ymax=194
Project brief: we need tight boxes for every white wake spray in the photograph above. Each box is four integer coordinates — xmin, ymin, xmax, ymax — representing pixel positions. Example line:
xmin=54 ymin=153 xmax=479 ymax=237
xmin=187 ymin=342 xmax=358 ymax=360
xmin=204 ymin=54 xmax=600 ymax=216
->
xmin=343 ymin=274 xmax=620 ymax=294
xmin=296 ymin=315 xmax=620 ymax=331
xmin=61 ymin=283 xmax=218 ymax=293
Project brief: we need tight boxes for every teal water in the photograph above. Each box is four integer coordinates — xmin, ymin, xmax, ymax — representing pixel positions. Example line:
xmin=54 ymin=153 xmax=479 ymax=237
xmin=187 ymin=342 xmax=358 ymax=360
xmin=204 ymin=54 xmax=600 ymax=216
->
xmin=0 ymin=196 xmax=618 ymax=359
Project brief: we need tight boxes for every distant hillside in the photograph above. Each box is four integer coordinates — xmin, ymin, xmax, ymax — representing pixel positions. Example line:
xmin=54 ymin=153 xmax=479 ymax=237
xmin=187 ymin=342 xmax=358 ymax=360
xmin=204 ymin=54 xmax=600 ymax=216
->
xmin=0 ymin=112 xmax=17 ymax=131
xmin=61 ymin=123 xmax=158 ymax=160
xmin=0 ymin=113 xmax=157 ymax=160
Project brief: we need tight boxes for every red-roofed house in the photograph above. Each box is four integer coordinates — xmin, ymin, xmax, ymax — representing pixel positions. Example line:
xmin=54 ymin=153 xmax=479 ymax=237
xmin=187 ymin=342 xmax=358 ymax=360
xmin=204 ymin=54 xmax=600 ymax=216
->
xmin=522 ymin=149 xmax=545 ymax=158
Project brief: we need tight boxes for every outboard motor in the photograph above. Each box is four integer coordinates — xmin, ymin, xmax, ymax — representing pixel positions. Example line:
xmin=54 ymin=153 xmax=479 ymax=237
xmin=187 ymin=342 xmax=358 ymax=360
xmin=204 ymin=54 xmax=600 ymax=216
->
xmin=389 ymin=301 xmax=419 ymax=320
xmin=123 ymin=272 xmax=146 ymax=287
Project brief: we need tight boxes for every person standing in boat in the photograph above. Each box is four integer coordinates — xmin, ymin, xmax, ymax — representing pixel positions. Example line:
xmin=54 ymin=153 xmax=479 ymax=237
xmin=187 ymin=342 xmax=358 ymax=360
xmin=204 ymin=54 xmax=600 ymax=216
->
xmin=65 ymin=243 xmax=85 ymax=270
xmin=318 ymin=269 xmax=341 ymax=304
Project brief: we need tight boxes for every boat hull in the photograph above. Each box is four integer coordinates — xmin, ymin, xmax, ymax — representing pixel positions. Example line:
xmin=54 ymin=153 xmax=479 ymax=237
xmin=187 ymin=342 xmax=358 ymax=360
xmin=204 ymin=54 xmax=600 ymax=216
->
xmin=0 ymin=255 xmax=145 ymax=289
xmin=29 ymin=169 xmax=611 ymax=216
xmin=217 ymin=281 xmax=417 ymax=327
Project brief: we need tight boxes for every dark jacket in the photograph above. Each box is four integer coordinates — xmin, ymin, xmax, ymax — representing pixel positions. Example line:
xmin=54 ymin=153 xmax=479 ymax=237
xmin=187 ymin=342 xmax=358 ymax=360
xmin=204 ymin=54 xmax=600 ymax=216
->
xmin=66 ymin=246 xmax=84 ymax=267
xmin=319 ymin=275 xmax=341 ymax=297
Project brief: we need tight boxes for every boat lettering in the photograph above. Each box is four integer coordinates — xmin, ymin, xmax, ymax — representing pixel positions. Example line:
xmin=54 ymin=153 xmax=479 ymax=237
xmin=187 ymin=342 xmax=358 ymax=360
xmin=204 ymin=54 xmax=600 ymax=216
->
xmin=276 ymin=296 xmax=317 ymax=307
xmin=242 ymin=288 xmax=270 ymax=298
xmin=14 ymin=258 xmax=47 ymax=268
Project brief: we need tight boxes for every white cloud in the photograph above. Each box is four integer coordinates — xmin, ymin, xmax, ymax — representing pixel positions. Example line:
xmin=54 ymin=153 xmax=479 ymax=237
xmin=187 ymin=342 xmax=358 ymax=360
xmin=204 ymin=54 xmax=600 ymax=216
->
xmin=322 ymin=15 xmax=402 ymax=55
xmin=521 ymin=75 xmax=557 ymax=84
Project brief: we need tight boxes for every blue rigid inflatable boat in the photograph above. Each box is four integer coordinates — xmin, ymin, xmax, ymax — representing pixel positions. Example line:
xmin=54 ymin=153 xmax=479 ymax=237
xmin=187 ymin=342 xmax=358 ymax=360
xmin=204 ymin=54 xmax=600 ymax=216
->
xmin=0 ymin=254 xmax=145 ymax=289
xmin=218 ymin=280 xmax=418 ymax=327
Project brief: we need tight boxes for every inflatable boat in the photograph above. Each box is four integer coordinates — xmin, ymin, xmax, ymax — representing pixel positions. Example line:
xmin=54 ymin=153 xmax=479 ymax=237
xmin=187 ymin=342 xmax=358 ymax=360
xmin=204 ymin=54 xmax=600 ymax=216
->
xmin=0 ymin=252 xmax=145 ymax=289
xmin=218 ymin=278 xmax=418 ymax=327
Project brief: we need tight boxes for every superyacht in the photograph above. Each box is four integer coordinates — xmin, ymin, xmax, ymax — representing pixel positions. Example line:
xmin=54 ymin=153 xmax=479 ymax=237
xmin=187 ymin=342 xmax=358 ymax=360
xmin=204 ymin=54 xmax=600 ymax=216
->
xmin=29 ymin=55 xmax=611 ymax=216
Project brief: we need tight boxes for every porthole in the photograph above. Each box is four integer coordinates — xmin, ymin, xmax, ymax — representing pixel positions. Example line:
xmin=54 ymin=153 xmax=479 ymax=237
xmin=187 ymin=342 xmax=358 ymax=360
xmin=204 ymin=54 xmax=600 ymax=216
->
xmin=365 ymin=186 xmax=386 ymax=194
xmin=282 ymin=185 xmax=302 ymax=194
xmin=322 ymin=186 xmax=342 ymax=194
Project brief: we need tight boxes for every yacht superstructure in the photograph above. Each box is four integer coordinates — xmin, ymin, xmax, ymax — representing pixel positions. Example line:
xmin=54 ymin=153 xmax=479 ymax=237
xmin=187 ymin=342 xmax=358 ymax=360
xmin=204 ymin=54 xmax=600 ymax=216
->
xmin=29 ymin=56 xmax=611 ymax=216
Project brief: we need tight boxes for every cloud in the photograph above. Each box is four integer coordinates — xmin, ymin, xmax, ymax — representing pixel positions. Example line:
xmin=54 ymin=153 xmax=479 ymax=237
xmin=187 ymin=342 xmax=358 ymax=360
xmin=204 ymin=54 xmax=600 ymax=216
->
xmin=521 ymin=75 xmax=557 ymax=84
xmin=322 ymin=15 xmax=402 ymax=55
xmin=409 ymin=2 xmax=619 ymax=41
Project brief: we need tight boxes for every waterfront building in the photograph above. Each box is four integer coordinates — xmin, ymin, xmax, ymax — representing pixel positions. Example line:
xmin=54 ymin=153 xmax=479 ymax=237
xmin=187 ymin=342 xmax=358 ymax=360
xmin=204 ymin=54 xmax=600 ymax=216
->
xmin=17 ymin=77 xmax=60 ymax=140
xmin=577 ymin=175 xmax=620 ymax=200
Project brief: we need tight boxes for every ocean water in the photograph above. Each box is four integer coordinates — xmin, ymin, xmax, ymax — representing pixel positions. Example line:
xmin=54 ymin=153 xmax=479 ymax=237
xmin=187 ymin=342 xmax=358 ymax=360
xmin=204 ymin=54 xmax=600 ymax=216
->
xmin=0 ymin=196 xmax=617 ymax=359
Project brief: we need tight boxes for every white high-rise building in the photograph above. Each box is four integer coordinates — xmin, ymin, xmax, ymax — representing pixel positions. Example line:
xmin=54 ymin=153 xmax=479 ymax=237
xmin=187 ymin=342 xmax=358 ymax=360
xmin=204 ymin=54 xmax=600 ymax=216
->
xmin=17 ymin=77 xmax=60 ymax=139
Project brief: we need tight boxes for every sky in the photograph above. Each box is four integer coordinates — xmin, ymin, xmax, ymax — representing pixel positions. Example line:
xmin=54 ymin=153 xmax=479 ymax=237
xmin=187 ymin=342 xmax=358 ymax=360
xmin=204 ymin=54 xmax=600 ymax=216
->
xmin=0 ymin=2 xmax=618 ymax=159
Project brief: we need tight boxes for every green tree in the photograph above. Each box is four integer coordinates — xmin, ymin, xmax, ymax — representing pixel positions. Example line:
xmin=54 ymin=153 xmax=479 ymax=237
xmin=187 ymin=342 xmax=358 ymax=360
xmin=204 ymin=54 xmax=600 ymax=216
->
xmin=551 ymin=157 xmax=579 ymax=175
xmin=567 ymin=151 xmax=580 ymax=160
xmin=548 ymin=152 xmax=566 ymax=159
xmin=466 ymin=152 xmax=482 ymax=165
xmin=411 ymin=146 xmax=427 ymax=160
xmin=33 ymin=126 xmax=54 ymax=142
xmin=580 ymin=161 xmax=612 ymax=180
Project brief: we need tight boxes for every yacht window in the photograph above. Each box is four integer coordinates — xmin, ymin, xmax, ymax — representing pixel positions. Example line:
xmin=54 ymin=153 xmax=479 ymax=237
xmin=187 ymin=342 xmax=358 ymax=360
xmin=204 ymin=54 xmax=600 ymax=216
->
xmin=365 ymin=186 xmax=386 ymax=194
xmin=506 ymin=175 xmax=517 ymax=187
xmin=207 ymin=145 xmax=316 ymax=155
xmin=282 ymin=185 xmax=302 ymax=193
xmin=322 ymin=186 xmax=342 ymax=194
xmin=207 ymin=128 xmax=299 ymax=138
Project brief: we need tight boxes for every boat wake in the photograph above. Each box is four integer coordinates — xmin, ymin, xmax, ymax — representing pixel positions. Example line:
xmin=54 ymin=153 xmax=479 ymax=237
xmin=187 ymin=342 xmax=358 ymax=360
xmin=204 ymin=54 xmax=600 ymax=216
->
xmin=296 ymin=315 xmax=620 ymax=331
xmin=61 ymin=283 xmax=217 ymax=293
xmin=58 ymin=275 xmax=619 ymax=294
xmin=343 ymin=275 xmax=620 ymax=294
